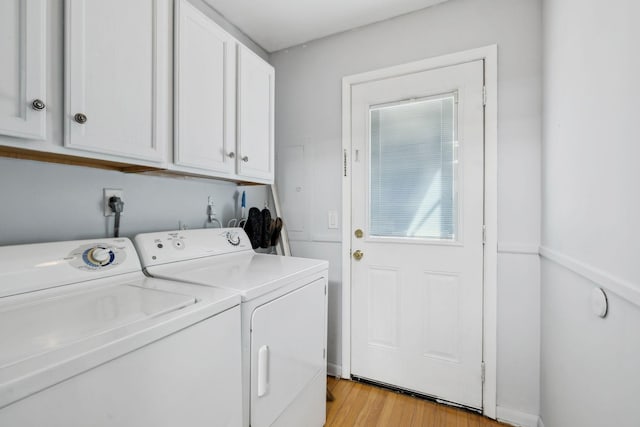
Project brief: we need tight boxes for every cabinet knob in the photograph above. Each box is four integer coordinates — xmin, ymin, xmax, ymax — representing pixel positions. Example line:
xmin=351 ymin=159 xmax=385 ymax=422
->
xmin=31 ymin=99 xmax=46 ymax=111
xmin=74 ymin=113 xmax=88 ymax=124
xmin=228 ymin=152 xmax=235 ymax=159
xmin=242 ymin=156 xmax=249 ymax=162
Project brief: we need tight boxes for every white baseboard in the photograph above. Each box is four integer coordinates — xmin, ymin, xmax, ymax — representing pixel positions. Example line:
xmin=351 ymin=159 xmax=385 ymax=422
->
xmin=327 ymin=362 xmax=342 ymax=378
xmin=496 ymin=406 xmax=541 ymax=427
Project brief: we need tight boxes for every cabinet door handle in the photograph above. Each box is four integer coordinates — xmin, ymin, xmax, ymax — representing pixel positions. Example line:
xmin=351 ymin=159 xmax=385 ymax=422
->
xmin=242 ymin=156 xmax=249 ymax=162
xmin=32 ymin=99 xmax=46 ymax=111
xmin=228 ymin=152 xmax=235 ymax=159
xmin=74 ymin=113 xmax=88 ymax=124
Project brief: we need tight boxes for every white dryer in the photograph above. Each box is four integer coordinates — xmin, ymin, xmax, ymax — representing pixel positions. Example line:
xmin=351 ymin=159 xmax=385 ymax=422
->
xmin=0 ymin=238 xmax=242 ymax=427
xmin=134 ymin=228 xmax=329 ymax=427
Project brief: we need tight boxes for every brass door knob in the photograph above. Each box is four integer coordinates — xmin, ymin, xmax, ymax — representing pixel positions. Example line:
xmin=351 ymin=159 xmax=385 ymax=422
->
xmin=354 ymin=229 xmax=363 ymax=238
xmin=352 ymin=250 xmax=363 ymax=261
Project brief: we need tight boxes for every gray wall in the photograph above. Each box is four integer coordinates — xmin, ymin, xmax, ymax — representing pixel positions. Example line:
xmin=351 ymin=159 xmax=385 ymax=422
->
xmin=0 ymin=0 xmax=269 ymax=246
xmin=270 ymin=0 xmax=542 ymax=419
xmin=0 ymin=157 xmax=239 ymax=245
xmin=540 ymin=0 xmax=640 ymax=425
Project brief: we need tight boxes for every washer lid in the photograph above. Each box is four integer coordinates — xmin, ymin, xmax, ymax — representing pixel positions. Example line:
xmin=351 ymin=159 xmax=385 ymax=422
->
xmin=147 ymin=253 xmax=328 ymax=301
xmin=0 ymin=284 xmax=196 ymax=369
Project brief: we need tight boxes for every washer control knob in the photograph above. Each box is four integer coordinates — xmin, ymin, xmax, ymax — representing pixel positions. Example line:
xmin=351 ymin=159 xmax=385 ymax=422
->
xmin=88 ymin=247 xmax=112 ymax=265
xmin=227 ymin=231 xmax=241 ymax=246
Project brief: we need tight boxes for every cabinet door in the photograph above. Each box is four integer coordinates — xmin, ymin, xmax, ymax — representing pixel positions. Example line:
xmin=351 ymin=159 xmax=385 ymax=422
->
xmin=174 ymin=0 xmax=235 ymax=174
xmin=237 ymin=45 xmax=274 ymax=182
xmin=65 ymin=0 xmax=168 ymax=163
xmin=0 ymin=0 xmax=46 ymax=140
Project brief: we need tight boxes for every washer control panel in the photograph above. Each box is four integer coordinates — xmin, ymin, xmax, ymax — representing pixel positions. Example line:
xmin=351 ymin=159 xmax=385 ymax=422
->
xmin=68 ymin=243 xmax=127 ymax=271
xmin=134 ymin=228 xmax=251 ymax=267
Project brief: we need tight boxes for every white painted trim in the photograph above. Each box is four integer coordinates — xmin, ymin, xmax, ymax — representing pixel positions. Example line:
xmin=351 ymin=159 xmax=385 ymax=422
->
xmin=496 ymin=406 xmax=541 ymax=427
xmin=540 ymin=246 xmax=640 ymax=308
xmin=341 ymin=45 xmax=498 ymax=419
xmin=498 ymin=243 xmax=540 ymax=255
xmin=327 ymin=363 xmax=342 ymax=378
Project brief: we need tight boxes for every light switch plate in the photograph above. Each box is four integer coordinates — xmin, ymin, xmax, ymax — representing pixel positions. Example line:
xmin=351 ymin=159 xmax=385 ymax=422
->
xmin=328 ymin=210 xmax=338 ymax=229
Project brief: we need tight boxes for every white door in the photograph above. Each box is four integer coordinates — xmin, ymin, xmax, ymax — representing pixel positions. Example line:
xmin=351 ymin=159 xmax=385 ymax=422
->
xmin=236 ymin=45 xmax=274 ymax=182
xmin=64 ymin=0 xmax=168 ymax=163
xmin=0 ymin=0 xmax=46 ymax=140
xmin=174 ymin=0 xmax=236 ymax=175
xmin=350 ymin=60 xmax=485 ymax=409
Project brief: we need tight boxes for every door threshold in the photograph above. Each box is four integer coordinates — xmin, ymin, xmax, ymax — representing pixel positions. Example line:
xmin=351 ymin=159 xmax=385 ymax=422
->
xmin=350 ymin=375 xmax=482 ymax=415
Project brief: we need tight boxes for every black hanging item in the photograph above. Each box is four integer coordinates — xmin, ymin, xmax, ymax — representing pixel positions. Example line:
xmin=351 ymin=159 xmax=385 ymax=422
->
xmin=244 ymin=207 xmax=263 ymax=249
xmin=270 ymin=217 xmax=283 ymax=247
xmin=260 ymin=208 xmax=272 ymax=248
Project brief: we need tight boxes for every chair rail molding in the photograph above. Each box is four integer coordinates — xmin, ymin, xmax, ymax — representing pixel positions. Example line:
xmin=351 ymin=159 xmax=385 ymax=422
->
xmin=540 ymin=246 xmax=640 ymax=308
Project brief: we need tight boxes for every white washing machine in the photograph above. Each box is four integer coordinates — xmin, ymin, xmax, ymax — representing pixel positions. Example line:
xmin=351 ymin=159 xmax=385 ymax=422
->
xmin=134 ymin=228 xmax=329 ymax=427
xmin=0 ymin=237 xmax=243 ymax=427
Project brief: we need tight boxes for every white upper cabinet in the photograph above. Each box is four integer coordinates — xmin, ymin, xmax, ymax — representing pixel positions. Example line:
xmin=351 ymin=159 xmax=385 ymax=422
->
xmin=174 ymin=6 xmax=275 ymax=184
xmin=0 ymin=0 xmax=47 ymax=140
xmin=64 ymin=0 xmax=169 ymax=164
xmin=236 ymin=45 xmax=275 ymax=182
xmin=174 ymin=0 xmax=236 ymax=176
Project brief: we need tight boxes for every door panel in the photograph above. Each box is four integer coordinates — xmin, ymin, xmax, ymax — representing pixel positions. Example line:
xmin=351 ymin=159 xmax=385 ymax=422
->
xmin=250 ymin=278 xmax=326 ymax=427
xmin=351 ymin=60 xmax=484 ymax=409
xmin=65 ymin=0 xmax=168 ymax=163
xmin=0 ymin=0 xmax=46 ymax=139
xmin=174 ymin=0 xmax=235 ymax=173
xmin=237 ymin=45 xmax=274 ymax=181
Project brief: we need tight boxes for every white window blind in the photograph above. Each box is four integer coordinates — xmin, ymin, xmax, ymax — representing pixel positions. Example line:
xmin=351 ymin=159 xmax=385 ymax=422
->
xmin=369 ymin=93 xmax=458 ymax=240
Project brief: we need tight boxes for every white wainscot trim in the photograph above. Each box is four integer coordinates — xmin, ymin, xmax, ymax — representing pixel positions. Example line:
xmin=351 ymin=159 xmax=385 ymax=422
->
xmin=496 ymin=406 xmax=541 ymax=427
xmin=327 ymin=363 xmax=342 ymax=378
xmin=540 ymin=246 xmax=640 ymax=308
xmin=497 ymin=243 xmax=540 ymax=256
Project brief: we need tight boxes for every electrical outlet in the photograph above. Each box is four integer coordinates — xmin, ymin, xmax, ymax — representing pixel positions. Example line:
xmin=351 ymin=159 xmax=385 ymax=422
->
xmin=104 ymin=188 xmax=124 ymax=217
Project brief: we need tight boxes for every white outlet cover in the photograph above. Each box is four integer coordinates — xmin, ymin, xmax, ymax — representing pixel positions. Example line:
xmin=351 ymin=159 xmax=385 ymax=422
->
xmin=104 ymin=188 xmax=124 ymax=217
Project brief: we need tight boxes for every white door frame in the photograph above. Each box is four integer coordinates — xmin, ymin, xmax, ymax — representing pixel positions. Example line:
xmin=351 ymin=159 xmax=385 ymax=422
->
xmin=341 ymin=45 xmax=498 ymax=419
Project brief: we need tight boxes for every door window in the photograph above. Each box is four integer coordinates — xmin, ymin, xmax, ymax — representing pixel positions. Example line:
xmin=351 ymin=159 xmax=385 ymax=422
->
xmin=369 ymin=93 xmax=458 ymax=240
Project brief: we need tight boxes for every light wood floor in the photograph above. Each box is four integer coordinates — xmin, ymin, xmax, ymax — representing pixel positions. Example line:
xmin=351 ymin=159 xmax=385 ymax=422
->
xmin=326 ymin=377 xmax=508 ymax=427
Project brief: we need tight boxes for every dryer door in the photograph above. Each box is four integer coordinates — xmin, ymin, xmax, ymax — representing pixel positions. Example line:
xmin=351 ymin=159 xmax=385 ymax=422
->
xmin=250 ymin=278 xmax=326 ymax=427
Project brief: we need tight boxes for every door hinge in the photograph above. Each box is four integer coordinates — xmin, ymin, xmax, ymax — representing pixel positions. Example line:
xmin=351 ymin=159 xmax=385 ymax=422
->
xmin=324 ymin=284 xmax=327 ymax=295
xmin=343 ymin=149 xmax=348 ymax=177
xmin=482 ymin=225 xmax=487 ymax=244
xmin=481 ymin=362 xmax=486 ymax=384
xmin=323 ymin=348 xmax=326 ymax=360
xmin=482 ymin=86 xmax=487 ymax=106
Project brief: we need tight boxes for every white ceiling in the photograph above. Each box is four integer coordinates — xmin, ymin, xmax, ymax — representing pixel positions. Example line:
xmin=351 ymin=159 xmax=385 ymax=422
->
xmin=203 ymin=0 xmax=450 ymax=52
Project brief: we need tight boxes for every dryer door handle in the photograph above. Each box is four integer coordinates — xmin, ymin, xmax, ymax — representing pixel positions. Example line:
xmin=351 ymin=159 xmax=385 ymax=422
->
xmin=258 ymin=345 xmax=269 ymax=397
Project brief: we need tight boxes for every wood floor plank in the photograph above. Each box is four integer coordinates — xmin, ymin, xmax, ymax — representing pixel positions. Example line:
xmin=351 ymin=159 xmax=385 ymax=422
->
xmin=325 ymin=378 xmax=508 ymax=427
